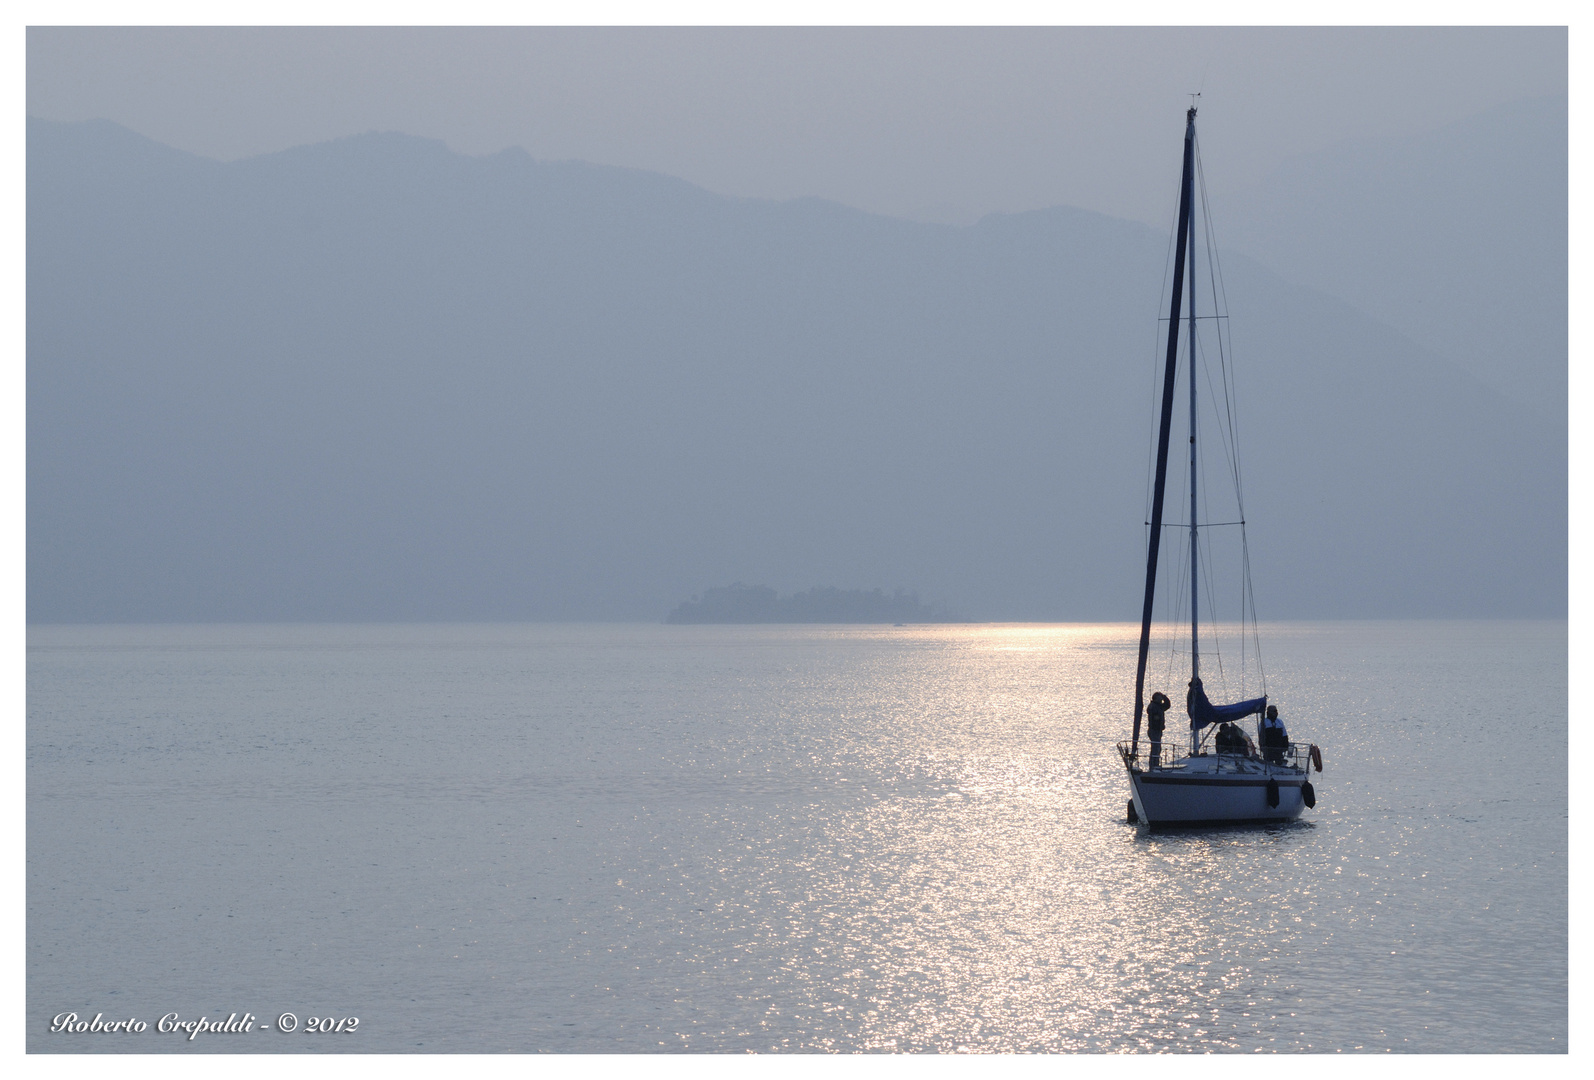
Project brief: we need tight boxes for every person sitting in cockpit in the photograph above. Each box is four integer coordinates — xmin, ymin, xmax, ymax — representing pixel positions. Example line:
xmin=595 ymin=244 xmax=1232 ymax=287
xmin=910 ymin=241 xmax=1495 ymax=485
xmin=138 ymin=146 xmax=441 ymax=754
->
xmin=1214 ymin=722 xmax=1243 ymax=755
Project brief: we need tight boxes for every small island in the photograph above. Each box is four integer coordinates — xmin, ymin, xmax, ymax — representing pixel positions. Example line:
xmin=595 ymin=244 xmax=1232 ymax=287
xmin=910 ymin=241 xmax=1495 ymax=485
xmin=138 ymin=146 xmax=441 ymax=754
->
xmin=665 ymin=583 xmax=958 ymax=624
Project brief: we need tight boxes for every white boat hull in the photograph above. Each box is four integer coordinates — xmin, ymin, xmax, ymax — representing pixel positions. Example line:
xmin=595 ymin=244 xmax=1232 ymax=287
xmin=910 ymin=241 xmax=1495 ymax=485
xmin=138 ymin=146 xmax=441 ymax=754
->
xmin=1124 ymin=755 xmax=1309 ymax=827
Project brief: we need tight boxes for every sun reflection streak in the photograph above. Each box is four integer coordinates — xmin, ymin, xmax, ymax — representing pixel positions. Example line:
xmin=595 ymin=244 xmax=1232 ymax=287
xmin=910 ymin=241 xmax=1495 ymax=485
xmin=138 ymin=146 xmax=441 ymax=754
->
xmin=30 ymin=621 xmax=1558 ymax=1052
xmin=606 ymin=620 xmax=1565 ymax=1053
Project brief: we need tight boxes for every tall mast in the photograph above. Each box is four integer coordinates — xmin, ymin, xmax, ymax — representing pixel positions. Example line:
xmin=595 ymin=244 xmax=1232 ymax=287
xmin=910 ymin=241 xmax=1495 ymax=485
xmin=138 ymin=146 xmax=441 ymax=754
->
xmin=1131 ymin=106 xmax=1197 ymax=756
xmin=1188 ymin=133 xmax=1200 ymax=675
xmin=1187 ymin=143 xmax=1200 ymax=751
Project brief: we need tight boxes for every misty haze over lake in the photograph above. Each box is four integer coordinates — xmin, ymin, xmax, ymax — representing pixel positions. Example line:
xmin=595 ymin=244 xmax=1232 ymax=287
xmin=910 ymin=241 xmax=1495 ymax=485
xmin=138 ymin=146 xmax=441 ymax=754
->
xmin=24 ymin=29 xmax=1569 ymax=1058
xmin=26 ymin=94 xmax=1565 ymax=624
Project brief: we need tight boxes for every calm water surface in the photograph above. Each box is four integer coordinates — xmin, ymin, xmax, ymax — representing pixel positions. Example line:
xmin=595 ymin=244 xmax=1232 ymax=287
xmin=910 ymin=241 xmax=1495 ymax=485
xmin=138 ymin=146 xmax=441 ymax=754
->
xmin=27 ymin=621 xmax=1566 ymax=1052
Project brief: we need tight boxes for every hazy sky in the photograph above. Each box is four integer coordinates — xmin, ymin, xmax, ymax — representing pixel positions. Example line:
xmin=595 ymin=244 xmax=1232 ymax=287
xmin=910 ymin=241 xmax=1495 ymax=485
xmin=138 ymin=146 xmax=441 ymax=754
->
xmin=21 ymin=20 xmax=1573 ymax=623
xmin=26 ymin=26 xmax=1566 ymax=227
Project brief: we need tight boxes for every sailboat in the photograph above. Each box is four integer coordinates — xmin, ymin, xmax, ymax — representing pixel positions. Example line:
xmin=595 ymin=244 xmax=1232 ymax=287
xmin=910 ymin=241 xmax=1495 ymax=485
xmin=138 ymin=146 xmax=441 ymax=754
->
xmin=1117 ymin=106 xmax=1323 ymax=827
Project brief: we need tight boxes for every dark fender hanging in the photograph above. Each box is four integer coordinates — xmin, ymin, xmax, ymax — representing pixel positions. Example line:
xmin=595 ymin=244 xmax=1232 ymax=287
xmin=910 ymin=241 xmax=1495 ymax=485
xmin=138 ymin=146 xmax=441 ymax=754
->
xmin=1266 ymin=777 xmax=1280 ymax=808
xmin=1301 ymin=780 xmax=1317 ymax=808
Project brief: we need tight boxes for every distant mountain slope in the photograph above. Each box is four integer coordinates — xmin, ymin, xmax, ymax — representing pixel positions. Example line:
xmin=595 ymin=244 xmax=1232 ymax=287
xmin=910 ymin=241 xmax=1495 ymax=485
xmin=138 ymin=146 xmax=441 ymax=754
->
xmin=26 ymin=117 xmax=1565 ymax=621
xmin=1219 ymin=94 xmax=1566 ymax=420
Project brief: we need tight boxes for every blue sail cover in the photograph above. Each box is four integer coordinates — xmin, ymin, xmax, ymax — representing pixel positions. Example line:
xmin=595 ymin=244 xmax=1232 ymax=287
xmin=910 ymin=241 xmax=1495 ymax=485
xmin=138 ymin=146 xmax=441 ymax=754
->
xmin=1187 ymin=678 xmax=1267 ymax=730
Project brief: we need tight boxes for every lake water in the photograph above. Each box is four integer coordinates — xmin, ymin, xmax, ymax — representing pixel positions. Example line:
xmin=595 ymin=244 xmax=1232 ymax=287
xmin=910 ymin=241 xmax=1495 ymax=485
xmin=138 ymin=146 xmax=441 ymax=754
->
xmin=27 ymin=620 xmax=1566 ymax=1053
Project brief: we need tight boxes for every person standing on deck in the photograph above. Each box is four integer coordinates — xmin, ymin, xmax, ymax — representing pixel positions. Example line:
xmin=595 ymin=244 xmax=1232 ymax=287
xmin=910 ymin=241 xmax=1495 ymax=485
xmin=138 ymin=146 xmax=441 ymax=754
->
xmin=1259 ymin=704 xmax=1289 ymax=765
xmin=1147 ymin=691 xmax=1170 ymax=769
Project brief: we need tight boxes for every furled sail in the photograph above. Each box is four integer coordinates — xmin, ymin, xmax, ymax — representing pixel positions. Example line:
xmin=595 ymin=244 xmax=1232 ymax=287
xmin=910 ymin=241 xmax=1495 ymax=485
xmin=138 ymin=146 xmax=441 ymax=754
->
xmin=1186 ymin=677 xmax=1266 ymax=730
xmin=1131 ymin=105 xmax=1199 ymax=755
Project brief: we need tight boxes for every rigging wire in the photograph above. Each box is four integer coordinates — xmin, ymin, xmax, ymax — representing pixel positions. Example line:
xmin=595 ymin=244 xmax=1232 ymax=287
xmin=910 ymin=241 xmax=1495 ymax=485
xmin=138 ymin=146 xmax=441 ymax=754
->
xmin=1143 ymin=111 xmax=1275 ymax=728
xmin=1196 ymin=144 xmax=1250 ymax=695
xmin=1194 ymin=128 xmax=1266 ymax=693
xmin=1193 ymin=123 xmax=1267 ymax=700
xmin=1192 ymin=299 xmax=1234 ymax=704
